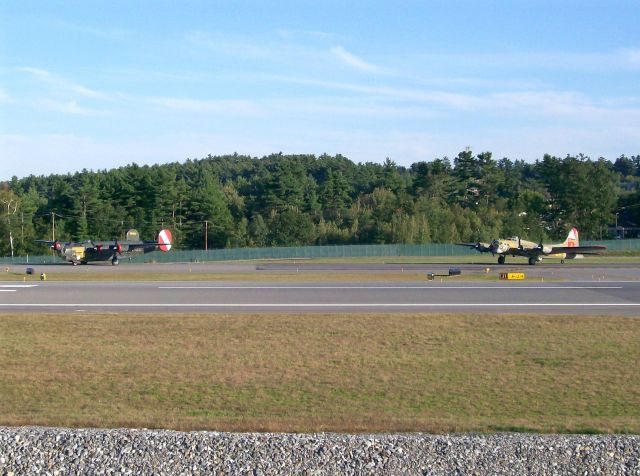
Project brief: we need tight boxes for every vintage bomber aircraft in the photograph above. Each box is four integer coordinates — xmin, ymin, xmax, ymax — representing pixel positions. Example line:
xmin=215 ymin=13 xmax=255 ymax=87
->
xmin=37 ymin=228 xmax=172 ymax=265
xmin=458 ymin=227 xmax=606 ymax=265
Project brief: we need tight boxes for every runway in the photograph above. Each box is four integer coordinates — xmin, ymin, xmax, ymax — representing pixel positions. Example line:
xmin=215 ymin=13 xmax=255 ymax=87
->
xmin=1 ymin=280 xmax=639 ymax=315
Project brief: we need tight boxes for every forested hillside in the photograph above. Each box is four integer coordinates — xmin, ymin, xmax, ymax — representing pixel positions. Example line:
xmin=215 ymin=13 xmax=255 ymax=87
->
xmin=1 ymin=151 xmax=639 ymax=256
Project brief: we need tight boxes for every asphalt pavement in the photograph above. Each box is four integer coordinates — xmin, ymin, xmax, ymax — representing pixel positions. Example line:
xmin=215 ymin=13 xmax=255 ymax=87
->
xmin=1 ymin=278 xmax=639 ymax=315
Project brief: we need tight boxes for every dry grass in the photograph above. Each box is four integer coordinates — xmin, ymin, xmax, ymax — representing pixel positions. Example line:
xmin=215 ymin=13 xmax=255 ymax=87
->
xmin=1 ymin=312 xmax=638 ymax=433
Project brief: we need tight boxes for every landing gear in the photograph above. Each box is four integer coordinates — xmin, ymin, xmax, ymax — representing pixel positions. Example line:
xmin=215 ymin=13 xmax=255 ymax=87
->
xmin=561 ymin=259 xmax=565 ymax=264
xmin=111 ymin=257 xmax=119 ymax=266
xmin=528 ymin=257 xmax=537 ymax=266
xmin=498 ymin=255 xmax=505 ymax=265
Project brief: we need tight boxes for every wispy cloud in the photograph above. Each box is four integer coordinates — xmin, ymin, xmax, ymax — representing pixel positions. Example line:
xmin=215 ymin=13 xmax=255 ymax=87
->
xmin=149 ymin=97 xmax=263 ymax=116
xmin=51 ymin=20 xmax=131 ymax=40
xmin=411 ymin=48 xmax=640 ymax=73
xmin=185 ymin=31 xmax=278 ymax=60
xmin=18 ymin=67 xmax=111 ymax=100
xmin=330 ymin=46 xmax=383 ymax=73
xmin=256 ymin=72 xmax=640 ymax=122
xmin=276 ymin=29 xmax=337 ymax=41
xmin=255 ymin=74 xmax=483 ymax=109
xmin=40 ymin=99 xmax=106 ymax=116
xmin=186 ymin=31 xmax=390 ymax=76
xmin=619 ymin=48 xmax=640 ymax=68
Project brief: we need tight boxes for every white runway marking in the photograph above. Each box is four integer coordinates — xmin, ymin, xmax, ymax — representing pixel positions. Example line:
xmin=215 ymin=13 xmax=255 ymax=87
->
xmin=0 ymin=284 xmax=38 ymax=292
xmin=0 ymin=284 xmax=39 ymax=288
xmin=158 ymin=285 xmax=623 ymax=290
xmin=1 ymin=303 xmax=638 ymax=308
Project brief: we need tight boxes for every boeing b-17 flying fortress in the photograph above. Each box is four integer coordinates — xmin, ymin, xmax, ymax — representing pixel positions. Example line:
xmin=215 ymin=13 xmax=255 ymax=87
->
xmin=458 ymin=227 xmax=607 ymax=265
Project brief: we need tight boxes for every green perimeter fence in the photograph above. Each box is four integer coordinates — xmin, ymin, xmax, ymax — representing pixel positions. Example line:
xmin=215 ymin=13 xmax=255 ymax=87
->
xmin=1 ymin=239 xmax=639 ymax=265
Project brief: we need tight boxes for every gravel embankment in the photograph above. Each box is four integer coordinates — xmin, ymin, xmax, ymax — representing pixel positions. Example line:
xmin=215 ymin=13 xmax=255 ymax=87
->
xmin=1 ymin=427 xmax=638 ymax=475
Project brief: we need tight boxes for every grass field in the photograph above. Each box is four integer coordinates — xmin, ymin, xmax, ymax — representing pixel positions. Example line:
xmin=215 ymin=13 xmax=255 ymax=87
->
xmin=1 ymin=312 xmax=638 ymax=433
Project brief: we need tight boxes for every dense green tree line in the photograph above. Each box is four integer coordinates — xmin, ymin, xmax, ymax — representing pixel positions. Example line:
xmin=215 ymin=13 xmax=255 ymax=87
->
xmin=1 ymin=151 xmax=638 ymax=256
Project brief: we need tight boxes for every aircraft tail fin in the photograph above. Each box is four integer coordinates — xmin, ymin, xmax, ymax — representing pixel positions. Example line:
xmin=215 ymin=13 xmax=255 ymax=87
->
xmin=125 ymin=229 xmax=140 ymax=241
xmin=158 ymin=229 xmax=172 ymax=252
xmin=562 ymin=227 xmax=579 ymax=247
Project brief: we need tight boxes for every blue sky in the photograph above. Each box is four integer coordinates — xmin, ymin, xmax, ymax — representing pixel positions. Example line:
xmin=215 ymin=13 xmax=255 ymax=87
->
xmin=1 ymin=0 xmax=639 ymax=180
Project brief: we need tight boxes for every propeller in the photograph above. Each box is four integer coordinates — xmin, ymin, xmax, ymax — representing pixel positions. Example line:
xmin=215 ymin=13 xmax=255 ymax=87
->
xmin=108 ymin=237 xmax=122 ymax=265
xmin=536 ymin=238 xmax=552 ymax=255
xmin=110 ymin=237 xmax=123 ymax=254
xmin=475 ymin=242 xmax=491 ymax=252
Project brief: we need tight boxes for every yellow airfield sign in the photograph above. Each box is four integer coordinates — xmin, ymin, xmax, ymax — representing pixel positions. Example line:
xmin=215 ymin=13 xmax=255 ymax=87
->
xmin=499 ymin=272 xmax=525 ymax=280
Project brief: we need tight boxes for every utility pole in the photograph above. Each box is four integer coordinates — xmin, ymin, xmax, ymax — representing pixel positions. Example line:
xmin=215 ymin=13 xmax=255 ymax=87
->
xmin=204 ymin=220 xmax=208 ymax=251
xmin=52 ymin=211 xmax=56 ymax=241
xmin=1 ymin=194 xmax=18 ymax=258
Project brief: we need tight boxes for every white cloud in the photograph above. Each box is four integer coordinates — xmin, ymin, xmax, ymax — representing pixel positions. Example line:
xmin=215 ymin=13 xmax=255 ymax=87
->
xmin=276 ymin=29 xmax=336 ymax=41
xmin=39 ymin=99 xmax=106 ymax=116
xmin=330 ymin=46 xmax=383 ymax=73
xmin=148 ymin=97 xmax=263 ymax=116
xmin=410 ymin=48 xmax=640 ymax=73
xmin=51 ymin=20 xmax=131 ymax=40
xmin=185 ymin=31 xmax=278 ymax=60
xmin=18 ymin=67 xmax=111 ymax=100
xmin=261 ymin=73 xmax=640 ymax=121
xmin=619 ymin=48 xmax=640 ymax=68
xmin=17 ymin=66 xmax=52 ymax=78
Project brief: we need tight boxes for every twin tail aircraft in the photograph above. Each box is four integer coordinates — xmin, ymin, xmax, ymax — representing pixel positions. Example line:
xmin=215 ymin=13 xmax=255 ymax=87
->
xmin=458 ymin=227 xmax=606 ymax=265
xmin=37 ymin=228 xmax=172 ymax=265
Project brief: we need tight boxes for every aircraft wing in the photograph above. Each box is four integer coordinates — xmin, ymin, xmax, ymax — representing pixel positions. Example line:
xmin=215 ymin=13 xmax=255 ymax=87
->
xmin=508 ymin=247 xmax=540 ymax=258
xmin=549 ymin=245 xmax=607 ymax=255
xmin=515 ymin=244 xmax=607 ymax=257
xmin=35 ymin=240 xmax=56 ymax=246
xmin=457 ymin=242 xmax=493 ymax=253
xmin=127 ymin=241 xmax=162 ymax=251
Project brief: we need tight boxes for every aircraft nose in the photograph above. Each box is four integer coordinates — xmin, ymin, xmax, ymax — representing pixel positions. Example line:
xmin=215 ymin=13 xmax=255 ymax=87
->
xmin=492 ymin=240 xmax=507 ymax=254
